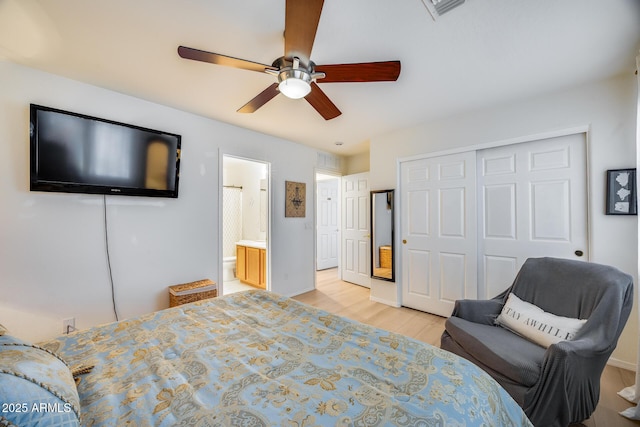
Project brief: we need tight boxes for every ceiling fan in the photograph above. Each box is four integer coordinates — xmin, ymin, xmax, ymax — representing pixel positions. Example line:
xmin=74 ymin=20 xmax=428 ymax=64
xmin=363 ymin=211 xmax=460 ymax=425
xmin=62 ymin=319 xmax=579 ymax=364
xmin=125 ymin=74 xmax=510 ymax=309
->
xmin=177 ymin=0 xmax=401 ymax=120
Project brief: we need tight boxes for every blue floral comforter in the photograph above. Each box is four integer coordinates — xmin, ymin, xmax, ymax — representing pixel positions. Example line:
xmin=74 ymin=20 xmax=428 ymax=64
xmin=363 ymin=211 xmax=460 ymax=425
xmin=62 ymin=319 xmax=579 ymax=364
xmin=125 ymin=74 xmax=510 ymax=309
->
xmin=42 ymin=290 xmax=532 ymax=426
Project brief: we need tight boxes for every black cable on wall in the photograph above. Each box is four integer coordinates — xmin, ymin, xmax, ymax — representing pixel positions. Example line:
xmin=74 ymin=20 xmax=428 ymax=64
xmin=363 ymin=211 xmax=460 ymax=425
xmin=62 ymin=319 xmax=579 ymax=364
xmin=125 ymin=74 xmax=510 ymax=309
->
xmin=103 ymin=195 xmax=120 ymax=321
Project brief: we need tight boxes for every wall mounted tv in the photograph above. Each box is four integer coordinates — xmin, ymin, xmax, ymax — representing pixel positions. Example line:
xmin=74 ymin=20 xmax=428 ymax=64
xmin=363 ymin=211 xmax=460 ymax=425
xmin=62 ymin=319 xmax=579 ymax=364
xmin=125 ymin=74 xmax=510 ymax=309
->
xmin=30 ymin=104 xmax=181 ymax=198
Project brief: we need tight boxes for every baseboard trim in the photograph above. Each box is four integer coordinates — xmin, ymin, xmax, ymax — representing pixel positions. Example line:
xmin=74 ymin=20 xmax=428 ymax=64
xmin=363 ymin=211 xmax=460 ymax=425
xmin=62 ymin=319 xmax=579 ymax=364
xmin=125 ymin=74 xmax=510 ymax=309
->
xmin=608 ymin=357 xmax=636 ymax=372
xmin=286 ymin=286 xmax=315 ymax=298
xmin=370 ymin=295 xmax=401 ymax=307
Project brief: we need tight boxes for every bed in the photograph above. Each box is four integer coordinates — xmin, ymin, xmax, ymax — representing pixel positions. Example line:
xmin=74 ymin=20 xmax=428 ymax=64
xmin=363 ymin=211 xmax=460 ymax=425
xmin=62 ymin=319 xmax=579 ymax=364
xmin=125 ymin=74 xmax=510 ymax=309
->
xmin=2 ymin=290 xmax=531 ymax=426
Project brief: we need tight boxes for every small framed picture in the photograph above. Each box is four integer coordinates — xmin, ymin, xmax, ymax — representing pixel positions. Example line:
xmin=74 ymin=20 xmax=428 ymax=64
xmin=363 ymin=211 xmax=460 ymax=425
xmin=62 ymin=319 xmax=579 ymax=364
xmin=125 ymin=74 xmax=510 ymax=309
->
xmin=285 ymin=181 xmax=306 ymax=218
xmin=606 ymin=169 xmax=637 ymax=215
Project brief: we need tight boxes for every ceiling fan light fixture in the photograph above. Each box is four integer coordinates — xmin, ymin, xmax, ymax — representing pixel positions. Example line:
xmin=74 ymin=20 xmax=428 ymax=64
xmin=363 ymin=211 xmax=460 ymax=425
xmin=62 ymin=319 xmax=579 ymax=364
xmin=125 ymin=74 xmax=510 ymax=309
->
xmin=278 ymin=69 xmax=312 ymax=99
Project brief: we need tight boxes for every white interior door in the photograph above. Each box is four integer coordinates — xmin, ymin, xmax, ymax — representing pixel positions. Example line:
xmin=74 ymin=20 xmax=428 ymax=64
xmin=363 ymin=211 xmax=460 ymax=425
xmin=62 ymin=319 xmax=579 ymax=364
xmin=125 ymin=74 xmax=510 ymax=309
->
xmin=400 ymin=152 xmax=477 ymax=316
xmin=342 ymin=172 xmax=371 ymax=288
xmin=477 ymin=133 xmax=588 ymax=298
xmin=317 ymin=178 xmax=339 ymax=270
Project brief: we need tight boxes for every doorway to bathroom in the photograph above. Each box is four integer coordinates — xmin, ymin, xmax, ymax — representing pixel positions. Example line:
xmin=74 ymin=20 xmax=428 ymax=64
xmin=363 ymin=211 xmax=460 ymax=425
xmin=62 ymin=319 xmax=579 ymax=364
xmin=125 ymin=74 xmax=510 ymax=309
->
xmin=222 ymin=155 xmax=269 ymax=295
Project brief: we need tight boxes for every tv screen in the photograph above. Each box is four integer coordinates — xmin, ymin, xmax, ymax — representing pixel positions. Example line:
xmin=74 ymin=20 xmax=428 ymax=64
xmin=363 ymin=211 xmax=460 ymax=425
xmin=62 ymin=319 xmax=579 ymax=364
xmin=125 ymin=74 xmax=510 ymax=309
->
xmin=30 ymin=104 xmax=181 ymax=198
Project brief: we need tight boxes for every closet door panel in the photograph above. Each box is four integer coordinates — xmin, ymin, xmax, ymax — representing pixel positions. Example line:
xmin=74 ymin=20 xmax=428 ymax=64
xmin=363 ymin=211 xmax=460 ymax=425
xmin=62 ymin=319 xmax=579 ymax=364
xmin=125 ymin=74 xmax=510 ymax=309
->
xmin=478 ymin=133 xmax=588 ymax=298
xmin=401 ymin=152 xmax=477 ymax=317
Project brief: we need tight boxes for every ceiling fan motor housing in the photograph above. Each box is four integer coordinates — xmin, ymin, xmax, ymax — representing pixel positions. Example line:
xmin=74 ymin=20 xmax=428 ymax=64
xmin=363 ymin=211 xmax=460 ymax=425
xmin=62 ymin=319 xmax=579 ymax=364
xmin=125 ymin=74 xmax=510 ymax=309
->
xmin=268 ymin=57 xmax=325 ymax=99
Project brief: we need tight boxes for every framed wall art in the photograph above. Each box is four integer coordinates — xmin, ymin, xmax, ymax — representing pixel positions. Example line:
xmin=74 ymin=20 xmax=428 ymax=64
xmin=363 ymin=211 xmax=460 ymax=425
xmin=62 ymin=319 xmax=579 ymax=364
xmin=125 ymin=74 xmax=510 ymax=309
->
xmin=606 ymin=168 xmax=637 ymax=215
xmin=285 ymin=181 xmax=306 ymax=217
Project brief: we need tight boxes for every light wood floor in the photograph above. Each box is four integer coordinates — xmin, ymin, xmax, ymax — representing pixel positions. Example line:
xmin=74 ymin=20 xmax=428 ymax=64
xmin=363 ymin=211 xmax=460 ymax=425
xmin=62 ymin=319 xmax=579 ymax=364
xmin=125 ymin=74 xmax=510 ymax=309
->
xmin=293 ymin=269 xmax=640 ymax=427
xmin=223 ymin=279 xmax=259 ymax=295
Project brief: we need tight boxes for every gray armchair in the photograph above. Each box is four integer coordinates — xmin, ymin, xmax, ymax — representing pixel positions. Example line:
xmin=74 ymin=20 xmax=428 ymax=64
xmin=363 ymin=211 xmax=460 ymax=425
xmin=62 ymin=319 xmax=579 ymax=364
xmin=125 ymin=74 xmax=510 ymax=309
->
xmin=440 ymin=257 xmax=633 ymax=427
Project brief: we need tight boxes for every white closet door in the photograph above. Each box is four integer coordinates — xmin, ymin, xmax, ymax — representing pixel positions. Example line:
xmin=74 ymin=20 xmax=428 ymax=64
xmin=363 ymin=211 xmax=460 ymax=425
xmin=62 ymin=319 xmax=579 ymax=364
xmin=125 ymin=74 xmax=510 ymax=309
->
xmin=400 ymin=152 xmax=477 ymax=316
xmin=477 ymin=133 xmax=588 ymax=299
xmin=317 ymin=179 xmax=339 ymax=270
xmin=341 ymin=172 xmax=371 ymax=288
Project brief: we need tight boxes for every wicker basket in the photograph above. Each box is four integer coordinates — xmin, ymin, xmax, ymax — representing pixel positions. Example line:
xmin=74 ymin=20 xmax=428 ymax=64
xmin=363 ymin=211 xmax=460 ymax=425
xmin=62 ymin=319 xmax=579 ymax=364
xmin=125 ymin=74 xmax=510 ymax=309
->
xmin=379 ymin=245 xmax=392 ymax=269
xmin=169 ymin=279 xmax=217 ymax=307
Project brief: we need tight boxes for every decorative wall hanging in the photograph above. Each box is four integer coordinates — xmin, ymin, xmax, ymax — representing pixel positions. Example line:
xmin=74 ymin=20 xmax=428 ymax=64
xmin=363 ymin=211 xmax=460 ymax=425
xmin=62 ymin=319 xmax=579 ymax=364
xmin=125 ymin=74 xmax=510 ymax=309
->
xmin=606 ymin=168 xmax=637 ymax=215
xmin=285 ymin=181 xmax=306 ymax=217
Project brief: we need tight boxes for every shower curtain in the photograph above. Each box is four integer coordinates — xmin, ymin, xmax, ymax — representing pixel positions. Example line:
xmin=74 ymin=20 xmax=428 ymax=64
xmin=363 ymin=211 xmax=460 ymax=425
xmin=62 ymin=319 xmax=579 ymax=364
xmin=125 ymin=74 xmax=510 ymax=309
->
xmin=223 ymin=187 xmax=243 ymax=258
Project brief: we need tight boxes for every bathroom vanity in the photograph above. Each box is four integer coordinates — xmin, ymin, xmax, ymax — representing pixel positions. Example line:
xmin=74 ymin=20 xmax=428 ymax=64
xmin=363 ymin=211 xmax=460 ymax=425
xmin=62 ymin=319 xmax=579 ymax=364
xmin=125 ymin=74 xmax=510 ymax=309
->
xmin=236 ymin=241 xmax=266 ymax=289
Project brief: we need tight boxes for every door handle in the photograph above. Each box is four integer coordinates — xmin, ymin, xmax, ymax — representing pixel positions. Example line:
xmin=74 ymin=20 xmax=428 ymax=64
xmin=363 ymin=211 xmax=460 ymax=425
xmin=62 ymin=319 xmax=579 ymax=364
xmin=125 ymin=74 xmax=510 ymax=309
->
xmin=402 ymin=239 xmax=407 ymax=244
xmin=575 ymin=250 xmax=584 ymax=257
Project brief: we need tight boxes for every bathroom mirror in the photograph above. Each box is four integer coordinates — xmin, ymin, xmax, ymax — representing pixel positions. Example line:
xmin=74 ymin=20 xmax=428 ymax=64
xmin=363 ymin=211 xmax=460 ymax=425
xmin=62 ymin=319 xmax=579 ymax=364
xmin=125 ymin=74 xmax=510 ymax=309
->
xmin=371 ymin=190 xmax=395 ymax=282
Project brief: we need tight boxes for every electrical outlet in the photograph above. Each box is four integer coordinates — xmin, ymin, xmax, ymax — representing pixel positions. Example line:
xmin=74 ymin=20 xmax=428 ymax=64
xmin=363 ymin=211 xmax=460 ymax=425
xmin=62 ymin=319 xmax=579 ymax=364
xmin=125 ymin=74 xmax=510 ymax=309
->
xmin=62 ymin=318 xmax=76 ymax=334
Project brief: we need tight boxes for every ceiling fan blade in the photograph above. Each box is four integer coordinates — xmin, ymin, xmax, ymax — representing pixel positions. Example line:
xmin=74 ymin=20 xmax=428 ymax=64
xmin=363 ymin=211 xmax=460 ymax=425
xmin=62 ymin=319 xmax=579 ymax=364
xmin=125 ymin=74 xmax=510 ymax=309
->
xmin=315 ymin=61 xmax=401 ymax=83
xmin=237 ymin=83 xmax=280 ymax=113
xmin=284 ymin=0 xmax=324 ymax=65
xmin=305 ymin=82 xmax=341 ymax=120
xmin=178 ymin=46 xmax=277 ymax=73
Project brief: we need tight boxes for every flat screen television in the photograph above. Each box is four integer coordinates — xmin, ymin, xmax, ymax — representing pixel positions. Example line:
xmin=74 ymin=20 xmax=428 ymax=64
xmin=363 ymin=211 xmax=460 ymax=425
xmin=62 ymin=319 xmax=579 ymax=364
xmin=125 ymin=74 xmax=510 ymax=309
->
xmin=30 ymin=104 xmax=181 ymax=198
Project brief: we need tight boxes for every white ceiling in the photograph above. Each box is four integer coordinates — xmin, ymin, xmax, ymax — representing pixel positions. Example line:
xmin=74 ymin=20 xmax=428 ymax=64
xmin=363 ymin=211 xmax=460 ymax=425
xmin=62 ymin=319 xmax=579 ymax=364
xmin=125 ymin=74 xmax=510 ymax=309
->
xmin=1 ymin=0 xmax=639 ymax=156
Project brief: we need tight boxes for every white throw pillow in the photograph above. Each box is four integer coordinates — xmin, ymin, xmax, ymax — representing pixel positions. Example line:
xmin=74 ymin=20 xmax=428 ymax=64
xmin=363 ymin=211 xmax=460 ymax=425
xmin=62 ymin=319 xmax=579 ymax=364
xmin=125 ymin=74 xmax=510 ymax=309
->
xmin=495 ymin=293 xmax=587 ymax=348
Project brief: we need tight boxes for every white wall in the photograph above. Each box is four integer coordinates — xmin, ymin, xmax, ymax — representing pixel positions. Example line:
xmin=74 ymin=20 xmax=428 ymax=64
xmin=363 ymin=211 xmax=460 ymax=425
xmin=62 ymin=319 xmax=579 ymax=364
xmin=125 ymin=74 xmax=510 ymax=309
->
xmin=0 ymin=60 xmax=318 ymax=342
xmin=370 ymin=74 xmax=638 ymax=368
xmin=345 ymin=151 xmax=370 ymax=175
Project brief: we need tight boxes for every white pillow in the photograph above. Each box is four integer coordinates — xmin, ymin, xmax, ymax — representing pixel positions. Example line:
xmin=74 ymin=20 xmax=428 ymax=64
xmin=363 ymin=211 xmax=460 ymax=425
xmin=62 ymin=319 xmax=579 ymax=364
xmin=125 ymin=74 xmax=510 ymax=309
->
xmin=495 ymin=293 xmax=587 ymax=348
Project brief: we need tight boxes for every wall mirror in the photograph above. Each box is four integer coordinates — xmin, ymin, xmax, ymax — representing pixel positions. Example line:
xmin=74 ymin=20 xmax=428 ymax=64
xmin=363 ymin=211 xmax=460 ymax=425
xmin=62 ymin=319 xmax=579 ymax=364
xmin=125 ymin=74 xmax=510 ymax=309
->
xmin=371 ymin=189 xmax=395 ymax=282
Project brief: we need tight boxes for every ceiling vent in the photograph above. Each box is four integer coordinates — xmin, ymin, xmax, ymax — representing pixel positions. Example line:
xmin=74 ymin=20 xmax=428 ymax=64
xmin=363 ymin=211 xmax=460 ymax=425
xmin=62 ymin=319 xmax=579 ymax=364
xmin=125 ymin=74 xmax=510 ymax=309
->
xmin=421 ymin=0 xmax=466 ymax=20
